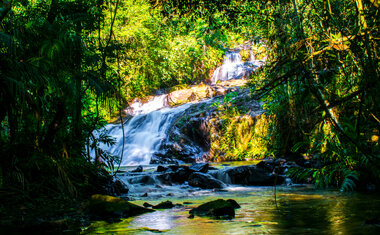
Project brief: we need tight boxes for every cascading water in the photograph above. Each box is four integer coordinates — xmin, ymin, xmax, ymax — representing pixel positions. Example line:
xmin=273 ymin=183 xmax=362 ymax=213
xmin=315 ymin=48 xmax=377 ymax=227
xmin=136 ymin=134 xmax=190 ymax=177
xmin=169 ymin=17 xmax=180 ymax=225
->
xmin=212 ymin=49 xmax=265 ymax=84
xmin=96 ymin=47 xmax=265 ymax=166
xmin=96 ymin=95 xmax=193 ymax=166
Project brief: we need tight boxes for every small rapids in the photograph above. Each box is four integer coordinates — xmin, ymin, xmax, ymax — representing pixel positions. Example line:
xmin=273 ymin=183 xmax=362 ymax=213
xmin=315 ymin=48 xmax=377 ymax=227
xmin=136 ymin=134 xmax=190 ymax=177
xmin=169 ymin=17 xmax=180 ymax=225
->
xmin=212 ymin=50 xmax=265 ymax=84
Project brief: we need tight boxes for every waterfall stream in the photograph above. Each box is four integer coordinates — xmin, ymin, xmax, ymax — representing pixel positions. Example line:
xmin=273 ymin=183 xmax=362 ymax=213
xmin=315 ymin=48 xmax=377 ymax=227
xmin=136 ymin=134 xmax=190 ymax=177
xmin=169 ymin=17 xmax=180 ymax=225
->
xmin=96 ymin=49 xmax=264 ymax=166
xmin=96 ymin=97 xmax=193 ymax=166
xmin=212 ymin=49 xmax=265 ymax=84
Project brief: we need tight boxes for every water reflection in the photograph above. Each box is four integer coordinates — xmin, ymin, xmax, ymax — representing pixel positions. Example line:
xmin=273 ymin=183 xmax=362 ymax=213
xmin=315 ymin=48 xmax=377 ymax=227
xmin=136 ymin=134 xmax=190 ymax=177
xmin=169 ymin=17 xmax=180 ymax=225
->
xmin=83 ymin=187 xmax=380 ymax=234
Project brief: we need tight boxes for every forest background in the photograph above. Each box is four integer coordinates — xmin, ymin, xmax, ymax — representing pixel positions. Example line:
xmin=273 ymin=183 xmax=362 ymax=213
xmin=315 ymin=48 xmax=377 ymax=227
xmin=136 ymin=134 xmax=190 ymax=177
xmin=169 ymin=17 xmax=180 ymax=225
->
xmin=0 ymin=0 xmax=379 ymax=210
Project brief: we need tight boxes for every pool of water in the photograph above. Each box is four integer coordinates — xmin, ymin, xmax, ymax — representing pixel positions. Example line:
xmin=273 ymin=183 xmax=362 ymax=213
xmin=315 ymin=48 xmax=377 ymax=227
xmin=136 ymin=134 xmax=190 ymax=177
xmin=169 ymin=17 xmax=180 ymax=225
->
xmin=83 ymin=185 xmax=380 ymax=234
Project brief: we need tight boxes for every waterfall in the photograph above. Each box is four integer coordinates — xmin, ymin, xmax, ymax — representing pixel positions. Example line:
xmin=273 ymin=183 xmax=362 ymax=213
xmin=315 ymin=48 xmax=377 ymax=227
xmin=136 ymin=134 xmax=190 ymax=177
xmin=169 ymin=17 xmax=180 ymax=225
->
xmin=95 ymin=46 xmax=265 ymax=166
xmin=212 ymin=50 xmax=264 ymax=84
xmin=96 ymin=95 xmax=193 ymax=166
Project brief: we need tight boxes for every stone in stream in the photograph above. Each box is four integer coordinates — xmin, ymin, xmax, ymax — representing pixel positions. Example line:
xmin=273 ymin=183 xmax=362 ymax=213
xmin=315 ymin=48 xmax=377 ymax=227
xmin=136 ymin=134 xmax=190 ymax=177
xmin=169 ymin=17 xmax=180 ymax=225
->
xmin=189 ymin=163 xmax=209 ymax=173
xmin=223 ymin=165 xmax=285 ymax=186
xmin=152 ymin=200 xmax=174 ymax=209
xmin=108 ymin=179 xmax=129 ymax=196
xmin=156 ymin=165 xmax=169 ymax=172
xmin=170 ymin=166 xmax=195 ymax=183
xmin=143 ymin=202 xmax=153 ymax=208
xmin=85 ymin=194 xmax=154 ymax=220
xmin=256 ymin=160 xmax=275 ymax=173
xmin=127 ymin=175 xmax=156 ymax=185
xmin=189 ymin=199 xmax=240 ymax=219
xmin=131 ymin=165 xmax=143 ymax=172
xmin=188 ymin=172 xmax=225 ymax=189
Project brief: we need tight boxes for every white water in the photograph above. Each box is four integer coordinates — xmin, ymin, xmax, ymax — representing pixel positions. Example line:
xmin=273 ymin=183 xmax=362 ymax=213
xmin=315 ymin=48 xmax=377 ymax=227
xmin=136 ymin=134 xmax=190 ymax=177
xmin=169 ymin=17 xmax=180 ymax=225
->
xmin=96 ymin=96 xmax=192 ymax=166
xmin=95 ymin=48 xmax=265 ymax=166
xmin=212 ymin=50 xmax=265 ymax=84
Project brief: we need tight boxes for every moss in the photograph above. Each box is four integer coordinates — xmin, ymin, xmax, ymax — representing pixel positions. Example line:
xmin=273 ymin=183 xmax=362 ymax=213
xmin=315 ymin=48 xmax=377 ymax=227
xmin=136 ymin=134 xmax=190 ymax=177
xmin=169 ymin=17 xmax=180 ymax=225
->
xmin=85 ymin=194 xmax=154 ymax=219
xmin=209 ymin=113 xmax=273 ymax=161
xmin=240 ymin=49 xmax=251 ymax=62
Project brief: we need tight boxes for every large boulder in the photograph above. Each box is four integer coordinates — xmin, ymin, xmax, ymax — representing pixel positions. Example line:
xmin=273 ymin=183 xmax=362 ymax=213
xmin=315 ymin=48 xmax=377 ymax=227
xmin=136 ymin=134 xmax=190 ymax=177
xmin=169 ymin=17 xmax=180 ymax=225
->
xmin=189 ymin=199 xmax=240 ymax=219
xmin=156 ymin=165 xmax=169 ymax=172
xmin=171 ymin=166 xmax=195 ymax=183
xmin=188 ymin=172 xmax=225 ymax=189
xmin=85 ymin=194 xmax=153 ymax=220
xmin=108 ymin=179 xmax=129 ymax=196
xmin=167 ymin=84 xmax=212 ymax=106
xmin=152 ymin=201 xmax=174 ymax=209
xmin=127 ymin=175 xmax=156 ymax=185
xmin=223 ymin=165 xmax=284 ymax=186
xmin=189 ymin=163 xmax=209 ymax=173
xmin=130 ymin=165 xmax=143 ymax=172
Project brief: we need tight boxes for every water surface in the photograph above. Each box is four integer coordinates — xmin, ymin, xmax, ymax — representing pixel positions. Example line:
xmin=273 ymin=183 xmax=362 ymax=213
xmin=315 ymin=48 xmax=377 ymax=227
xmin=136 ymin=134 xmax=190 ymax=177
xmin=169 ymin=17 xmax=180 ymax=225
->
xmin=83 ymin=185 xmax=380 ymax=234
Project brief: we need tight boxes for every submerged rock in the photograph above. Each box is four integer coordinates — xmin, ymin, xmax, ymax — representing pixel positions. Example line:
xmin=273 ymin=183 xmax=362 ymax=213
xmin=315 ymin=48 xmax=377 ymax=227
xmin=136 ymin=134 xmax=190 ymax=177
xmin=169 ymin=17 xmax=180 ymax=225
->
xmin=188 ymin=172 xmax=225 ymax=189
xmin=189 ymin=199 xmax=240 ymax=219
xmin=85 ymin=194 xmax=153 ymax=220
xmin=152 ymin=200 xmax=174 ymax=209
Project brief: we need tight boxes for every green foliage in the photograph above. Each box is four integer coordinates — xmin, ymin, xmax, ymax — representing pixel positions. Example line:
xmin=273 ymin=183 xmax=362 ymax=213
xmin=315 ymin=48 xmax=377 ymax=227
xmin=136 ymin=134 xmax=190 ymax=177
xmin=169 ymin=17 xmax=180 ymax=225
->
xmin=0 ymin=0 xmax=122 ymax=201
xmin=159 ymin=0 xmax=380 ymax=189
xmin=98 ymin=0 xmax=225 ymax=102
xmin=245 ymin=0 xmax=380 ymax=190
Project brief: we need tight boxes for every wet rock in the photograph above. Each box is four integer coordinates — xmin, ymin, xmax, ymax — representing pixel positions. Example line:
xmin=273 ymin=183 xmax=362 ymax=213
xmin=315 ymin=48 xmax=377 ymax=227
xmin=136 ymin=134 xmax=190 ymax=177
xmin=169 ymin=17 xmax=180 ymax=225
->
xmin=168 ymin=165 xmax=180 ymax=171
xmin=188 ymin=172 xmax=225 ymax=189
xmin=155 ymin=173 xmax=173 ymax=185
xmin=127 ymin=175 xmax=156 ymax=185
xmin=156 ymin=165 xmax=169 ymax=172
xmin=223 ymin=165 xmax=284 ymax=186
xmin=189 ymin=163 xmax=209 ymax=173
xmin=85 ymin=194 xmax=153 ymax=220
xmin=171 ymin=166 xmax=195 ymax=183
xmin=150 ymin=154 xmax=180 ymax=164
xmin=152 ymin=200 xmax=174 ymax=209
xmin=143 ymin=202 xmax=153 ymax=208
xmin=226 ymin=199 xmax=241 ymax=209
xmin=256 ymin=160 xmax=275 ymax=173
xmin=274 ymin=158 xmax=286 ymax=165
xmin=131 ymin=165 xmax=143 ymax=172
xmin=189 ymin=199 xmax=240 ymax=219
xmin=109 ymin=179 xmax=129 ymax=196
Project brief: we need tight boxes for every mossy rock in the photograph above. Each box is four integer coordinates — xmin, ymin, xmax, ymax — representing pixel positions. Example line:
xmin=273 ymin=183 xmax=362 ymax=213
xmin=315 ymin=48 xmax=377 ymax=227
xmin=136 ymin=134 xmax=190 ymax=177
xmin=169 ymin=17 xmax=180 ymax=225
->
xmin=152 ymin=200 xmax=174 ymax=209
xmin=189 ymin=199 xmax=240 ymax=219
xmin=240 ymin=49 xmax=250 ymax=62
xmin=85 ymin=194 xmax=154 ymax=220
